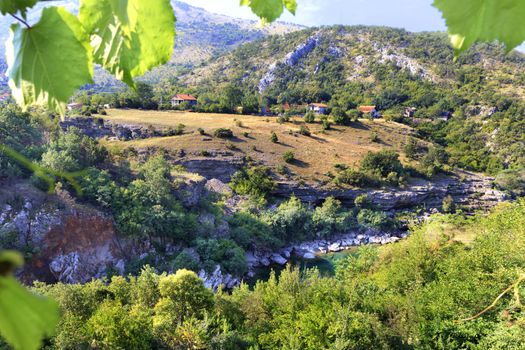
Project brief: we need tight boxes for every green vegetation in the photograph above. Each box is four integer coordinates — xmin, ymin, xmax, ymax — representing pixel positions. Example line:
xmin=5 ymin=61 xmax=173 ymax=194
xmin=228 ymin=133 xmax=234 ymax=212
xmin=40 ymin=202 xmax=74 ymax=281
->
xmin=23 ymin=200 xmax=525 ymax=349
xmin=335 ymin=150 xmax=407 ymax=187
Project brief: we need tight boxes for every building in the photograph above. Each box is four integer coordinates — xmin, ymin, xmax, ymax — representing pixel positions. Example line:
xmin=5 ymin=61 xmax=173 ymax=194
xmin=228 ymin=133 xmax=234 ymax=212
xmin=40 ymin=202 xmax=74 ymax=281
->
xmin=309 ymin=103 xmax=328 ymax=114
xmin=67 ymin=103 xmax=83 ymax=111
xmin=171 ymin=94 xmax=197 ymax=107
xmin=438 ymin=111 xmax=452 ymax=122
xmin=405 ymin=107 xmax=416 ymax=118
xmin=358 ymin=105 xmax=381 ymax=118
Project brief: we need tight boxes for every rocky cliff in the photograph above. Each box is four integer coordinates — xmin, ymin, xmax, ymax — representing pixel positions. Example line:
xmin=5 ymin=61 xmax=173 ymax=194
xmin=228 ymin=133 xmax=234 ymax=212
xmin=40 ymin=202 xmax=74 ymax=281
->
xmin=0 ymin=181 xmax=124 ymax=284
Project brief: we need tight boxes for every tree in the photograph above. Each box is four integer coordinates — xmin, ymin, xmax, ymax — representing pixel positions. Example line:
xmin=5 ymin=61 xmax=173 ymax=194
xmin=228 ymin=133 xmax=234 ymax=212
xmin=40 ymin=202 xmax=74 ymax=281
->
xmin=153 ymin=270 xmax=213 ymax=330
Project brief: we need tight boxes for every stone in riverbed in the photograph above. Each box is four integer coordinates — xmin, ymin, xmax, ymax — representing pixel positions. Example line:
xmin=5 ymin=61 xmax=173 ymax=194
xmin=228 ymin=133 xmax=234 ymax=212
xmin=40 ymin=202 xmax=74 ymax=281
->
xmin=271 ymin=254 xmax=287 ymax=265
xmin=303 ymin=252 xmax=316 ymax=260
xmin=328 ymin=242 xmax=341 ymax=252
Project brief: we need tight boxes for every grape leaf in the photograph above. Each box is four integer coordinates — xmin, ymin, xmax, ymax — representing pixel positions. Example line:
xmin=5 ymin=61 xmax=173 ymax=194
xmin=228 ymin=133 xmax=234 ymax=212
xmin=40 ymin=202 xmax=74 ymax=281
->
xmin=5 ymin=6 xmax=94 ymax=114
xmin=79 ymin=0 xmax=176 ymax=87
xmin=0 ymin=0 xmax=37 ymax=18
xmin=241 ymin=0 xmax=297 ymax=23
xmin=433 ymin=0 xmax=525 ymax=54
xmin=0 ymin=277 xmax=59 ymax=350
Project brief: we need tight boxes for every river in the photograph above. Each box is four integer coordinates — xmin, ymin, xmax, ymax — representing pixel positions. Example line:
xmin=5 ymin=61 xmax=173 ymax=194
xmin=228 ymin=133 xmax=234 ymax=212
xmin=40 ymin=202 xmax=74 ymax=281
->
xmin=245 ymin=249 xmax=358 ymax=287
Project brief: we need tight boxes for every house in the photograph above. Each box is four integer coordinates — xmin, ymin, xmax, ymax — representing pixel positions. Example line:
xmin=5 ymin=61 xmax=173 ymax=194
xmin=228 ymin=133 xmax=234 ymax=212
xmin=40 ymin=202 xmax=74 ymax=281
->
xmin=309 ymin=103 xmax=328 ymax=114
xmin=67 ymin=103 xmax=83 ymax=111
xmin=358 ymin=105 xmax=381 ymax=118
xmin=404 ymin=107 xmax=416 ymax=118
xmin=437 ymin=111 xmax=452 ymax=122
xmin=171 ymin=94 xmax=197 ymax=107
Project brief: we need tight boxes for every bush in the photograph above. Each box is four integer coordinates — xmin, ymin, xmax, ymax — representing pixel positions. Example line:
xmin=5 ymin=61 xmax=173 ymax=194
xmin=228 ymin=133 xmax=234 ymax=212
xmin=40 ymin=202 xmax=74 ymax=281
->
xmin=283 ymin=151 xmax=295 ymax=163
xmin=172 ymin=251 xmax=200 ymax=273
xmin=298 ymin=125 xmax=311 ymax=136
xmin=334 ymin=168 xmax=378 ymax=187
xmin=354 ymin=194 xmax=371 ymax=208
xmin=214 ymin=128 xmax=234 ymax=139
xmin=197 ymin=128 xmax=205 ymax=135
xmin=195 ymin=239 xmax=247 ymax=276
xmin=229 ymin=212 xmax=280 ymax=250
xmin=270 ymin=132 xmax=279 ymax=143
xmin=494 ymin=169 xmax=525 ymax=196
xmin=360 ymin=150 xmax=404 ymax=178
xmin=304 ymin=111 xmax=316 ymax=123
xmin=331 ymin=107 xmax=351 ymax=125
xmin=357 ymin=209 xmax=397 ymax=231
xmin=370 ymin=132 xmax=380 ymax=143
xmin=264 ymin=196 xmax=312 ymax=242
xmin=312 ymin=197 xmax=356 ymax=237
xmin=442 ymin=195 xmax=456 ymax=213
xmin=404 ymin=137 xmax=420 ymax=160
xmin=229 ymin=166 xmax=276 ymax=199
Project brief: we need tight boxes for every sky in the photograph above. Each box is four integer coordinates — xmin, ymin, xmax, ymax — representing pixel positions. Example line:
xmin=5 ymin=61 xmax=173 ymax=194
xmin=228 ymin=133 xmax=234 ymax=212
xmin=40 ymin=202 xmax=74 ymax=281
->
xmin=183 ymin=0 xmax=448 ymax=33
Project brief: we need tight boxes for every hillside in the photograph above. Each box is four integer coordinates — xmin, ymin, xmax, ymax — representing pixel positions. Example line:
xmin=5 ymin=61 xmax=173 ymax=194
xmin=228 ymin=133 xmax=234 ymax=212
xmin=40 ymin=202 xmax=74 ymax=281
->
xmin=0 ymin=0 xmax=302 ymax=88
xmin=98 ymin=109 xmax=415 ymax=182
xmin=181 ymin=25 xmax=525 ymax=100
xmin=173 ymin=26 xmax=525 ymax=175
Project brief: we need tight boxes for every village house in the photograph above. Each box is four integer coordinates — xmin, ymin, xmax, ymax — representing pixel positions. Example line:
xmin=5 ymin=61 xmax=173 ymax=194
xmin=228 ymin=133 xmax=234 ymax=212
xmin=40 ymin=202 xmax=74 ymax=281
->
xmin=405 ymin=107 xmax=416 ymax=118
xmin=171 ymin=94 xmax=197 ymax=108
xmin=358 ymin=105 xmax=381 ymax=118
xmin=309 ymin=103 xmax=328 ymax=114
xmin=437 ymin=111 xmax=452 ymax=122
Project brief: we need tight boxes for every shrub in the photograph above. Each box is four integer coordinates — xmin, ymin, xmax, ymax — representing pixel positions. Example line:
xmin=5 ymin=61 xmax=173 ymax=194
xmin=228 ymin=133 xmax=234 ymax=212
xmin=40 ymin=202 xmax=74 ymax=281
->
xmin=442 ymin=195 xmax=456 ymax=213
xmin=322 ymin=119 xmax=332 ymax=131
xmin=214 ymin=128 xmax=234 ymax=139
xmin=357 ymin=209 xmax=397 ymax=231
xmin=277 ymin=115 xmax=290 ymax=124
xmin=360 ymin=150 xmax=404 ymax=178
xmin=312 ymin=197 xmax=356 ymax=237
xmin=304 ymin=111 xmax=316 ymax=123
xmin=331 ymin=108 xmax=351 ymax=125
xmin=334 ymin=168 xmax=377 ymax=187
xmin=298 ymin=125 xmax=311 ymax=136
xmin=494 ymin=169 xmax=525 ymax=196
xmin=370 ymin=132 xmax=380 ymax=143
xmin=283 ymin=151 xmax=295 ymax=163
xmin=270 ymin=132 xmax=279 ymax=143
xmin=264 ymin=196 xmax=312 ymax=242
xmin=404 ymin=137 xmax=420 ymax=160
xmin=354 ymin=194 xmax=371 ymax=208
xmin=276 ymin=164 xmax=287 ymax=175
xmin=172 ymin=251 xmax=200 ymax=273
xmin=197 ymin=128 xmax=205 ymax=135
xmin=229 ymin=166 xmax=276 ymax=199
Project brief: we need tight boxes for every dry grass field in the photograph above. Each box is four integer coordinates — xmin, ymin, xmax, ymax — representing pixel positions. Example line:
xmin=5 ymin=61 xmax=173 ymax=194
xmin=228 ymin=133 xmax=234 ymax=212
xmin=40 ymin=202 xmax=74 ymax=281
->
xmin=100 ymin=109 xmax=421 ymax=182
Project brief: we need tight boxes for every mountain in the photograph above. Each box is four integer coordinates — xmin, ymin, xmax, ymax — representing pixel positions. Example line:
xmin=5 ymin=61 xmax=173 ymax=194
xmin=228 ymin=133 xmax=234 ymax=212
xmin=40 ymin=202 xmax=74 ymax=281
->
xmin=176 ymin=26 xmax=525 ymax=174
xmin=180 ymin=25 xmax=525 ymax=100
xmin=0 ymin=0 xmax=303 ymax=86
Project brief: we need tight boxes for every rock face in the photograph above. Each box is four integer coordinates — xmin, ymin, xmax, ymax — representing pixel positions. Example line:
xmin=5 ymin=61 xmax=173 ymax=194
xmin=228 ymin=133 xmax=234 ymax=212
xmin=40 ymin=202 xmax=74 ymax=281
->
xmin=60 ymin=116 xmax=161 ymax=141
xmin=275 ymin=170 xmax=506 ymax=214
xmin=0 ymin=181 xmax=122 ymax=284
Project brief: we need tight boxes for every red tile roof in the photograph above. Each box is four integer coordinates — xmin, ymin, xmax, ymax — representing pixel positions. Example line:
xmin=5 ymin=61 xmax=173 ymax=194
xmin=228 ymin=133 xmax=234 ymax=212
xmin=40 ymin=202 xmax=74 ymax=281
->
xmin=172 ymin=94 xmax=197 ymax=101
xmin=358 ymin=105 xmax=377 ymax=113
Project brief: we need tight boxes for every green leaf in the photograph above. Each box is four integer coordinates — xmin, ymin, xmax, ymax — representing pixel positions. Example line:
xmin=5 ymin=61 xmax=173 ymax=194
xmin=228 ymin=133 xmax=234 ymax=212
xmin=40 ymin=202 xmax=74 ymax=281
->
xmin=5 ymin=6 xmax=94 ymax=114
xmin=433 ymin=0 xmax=525 ymax=55
xmin=0 ymin=276 xmax=59 ymax=350
xmin=241 ymin=0 xmax=297 ymax=23
xmin=0 ymin=251 xmax=24 ymax=276
xmin=79 ymin=0 xmax=176 ymax=87
xmin=0 ymin=0 xmax=37 ymax=18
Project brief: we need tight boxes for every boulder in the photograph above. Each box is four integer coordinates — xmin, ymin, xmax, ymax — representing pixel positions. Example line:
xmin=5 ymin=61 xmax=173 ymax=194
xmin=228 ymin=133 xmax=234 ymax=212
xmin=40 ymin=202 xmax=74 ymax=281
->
xmin=271 ymin=254 xmax=287 ymax=265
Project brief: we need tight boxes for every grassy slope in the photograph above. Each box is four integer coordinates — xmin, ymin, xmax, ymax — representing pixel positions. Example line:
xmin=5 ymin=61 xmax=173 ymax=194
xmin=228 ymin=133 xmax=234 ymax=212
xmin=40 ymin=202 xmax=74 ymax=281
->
xmin=100 ymin=109 xmax=420 ymax=183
